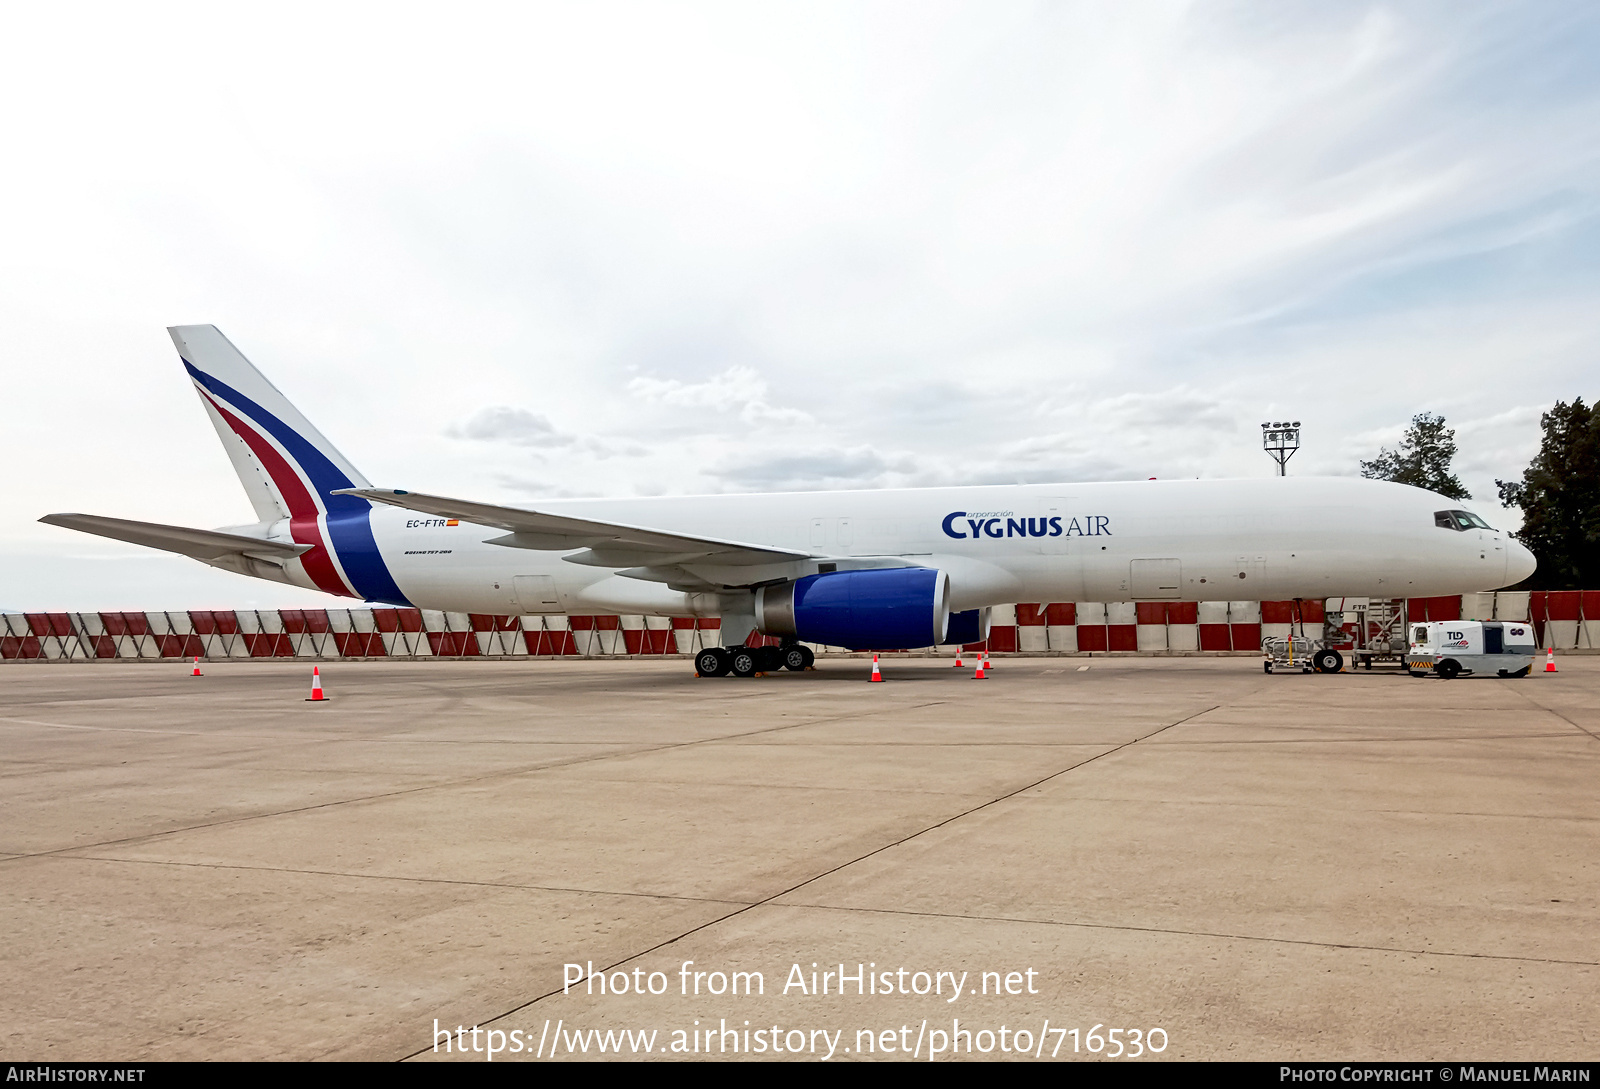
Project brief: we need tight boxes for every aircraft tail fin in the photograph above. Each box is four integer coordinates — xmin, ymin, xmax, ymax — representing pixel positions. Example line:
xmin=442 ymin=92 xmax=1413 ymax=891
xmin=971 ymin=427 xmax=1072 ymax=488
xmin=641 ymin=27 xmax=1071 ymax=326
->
xmin=167 ymin=325 xmax=409 ymax=604
xmin=169 ymin=325 xmax=370 ymax=521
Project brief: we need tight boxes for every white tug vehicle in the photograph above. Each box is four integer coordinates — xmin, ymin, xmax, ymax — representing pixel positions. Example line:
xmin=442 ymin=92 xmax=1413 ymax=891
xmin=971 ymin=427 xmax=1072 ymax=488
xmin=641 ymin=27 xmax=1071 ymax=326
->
xmin=1405 ymin=620 xmax=1536 ymax=679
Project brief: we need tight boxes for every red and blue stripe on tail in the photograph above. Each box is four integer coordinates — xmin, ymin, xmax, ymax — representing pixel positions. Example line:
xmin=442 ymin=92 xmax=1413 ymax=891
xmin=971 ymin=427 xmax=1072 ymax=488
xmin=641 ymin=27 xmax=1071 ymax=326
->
xmin=170 ymin=325 xmax=411 ymax=606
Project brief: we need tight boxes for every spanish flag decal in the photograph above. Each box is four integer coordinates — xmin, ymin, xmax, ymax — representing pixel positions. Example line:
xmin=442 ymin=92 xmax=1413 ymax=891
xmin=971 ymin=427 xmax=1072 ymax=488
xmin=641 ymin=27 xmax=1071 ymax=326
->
xmin=446 ymin=519 xmax=459 ymax=526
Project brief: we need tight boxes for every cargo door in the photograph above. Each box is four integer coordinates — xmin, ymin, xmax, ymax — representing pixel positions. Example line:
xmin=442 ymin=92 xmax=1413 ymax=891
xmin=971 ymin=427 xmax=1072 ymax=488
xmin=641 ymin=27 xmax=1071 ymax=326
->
xmin=1130 ymin=558 xmax=1182 ymax=599
xmin=513 ymin=575 xmax=563 ymax=614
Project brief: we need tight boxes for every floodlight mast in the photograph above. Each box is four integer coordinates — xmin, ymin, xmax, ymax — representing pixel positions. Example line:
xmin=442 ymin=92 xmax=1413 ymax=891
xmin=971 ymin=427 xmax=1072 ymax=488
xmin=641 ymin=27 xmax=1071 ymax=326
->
xmin=1262 ymin=420 xmax=1301 ymax=476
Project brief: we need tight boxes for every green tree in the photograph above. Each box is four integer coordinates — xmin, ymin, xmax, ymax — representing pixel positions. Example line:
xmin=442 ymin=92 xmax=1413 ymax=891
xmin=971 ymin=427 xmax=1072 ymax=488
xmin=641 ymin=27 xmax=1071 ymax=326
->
xmin=1360 ymin=412 xmax=1470 ymax=499
xmin=1496 ymin=398 xmax=1600 ymax=591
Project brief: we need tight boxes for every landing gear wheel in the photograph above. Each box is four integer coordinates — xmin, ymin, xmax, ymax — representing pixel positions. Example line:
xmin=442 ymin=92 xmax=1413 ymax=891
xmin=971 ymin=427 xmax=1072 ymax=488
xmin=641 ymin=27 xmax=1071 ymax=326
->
xmin=755 ymin=645 xmax=784 ymax=673
xmin=729 ymin=647 xmax=759 ymax=678
xmin=1437 ymin=659 xmax=1461 ymax=680
xmin=695 ymin=647 xmax=731 ymax=677
xmin=1313 ymin=648 xmax=1343 ymax=674
xmin=782 ymin=645 xmax=813 ymax=672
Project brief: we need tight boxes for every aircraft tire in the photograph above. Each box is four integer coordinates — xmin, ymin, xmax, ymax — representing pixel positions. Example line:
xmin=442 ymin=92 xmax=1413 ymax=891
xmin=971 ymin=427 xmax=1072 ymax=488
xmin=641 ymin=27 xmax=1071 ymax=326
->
xmin=695 ymin=648 xmax=731 ymax=677
xmin=782 ymin=645 xmax=811 ymax=671
xmin=755 ymin=645 xmax=785 ymax=673
xmin=729 ymin=647 xmax=759 ymax=678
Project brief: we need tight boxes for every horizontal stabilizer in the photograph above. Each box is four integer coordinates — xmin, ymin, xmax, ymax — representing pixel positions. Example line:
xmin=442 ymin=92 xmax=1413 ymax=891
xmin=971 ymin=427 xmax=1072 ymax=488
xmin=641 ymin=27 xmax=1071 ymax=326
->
xmin=39 ymin=514 xmax=311 ymax=564
xmin=336 ymin=488 xmax=810 ymax=567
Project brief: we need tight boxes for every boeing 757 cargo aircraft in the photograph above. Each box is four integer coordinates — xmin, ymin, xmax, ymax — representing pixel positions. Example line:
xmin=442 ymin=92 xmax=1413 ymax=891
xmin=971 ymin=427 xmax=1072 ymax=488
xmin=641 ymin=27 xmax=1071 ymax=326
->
xmin=41 ymin=326 xmax=1535 ymax=676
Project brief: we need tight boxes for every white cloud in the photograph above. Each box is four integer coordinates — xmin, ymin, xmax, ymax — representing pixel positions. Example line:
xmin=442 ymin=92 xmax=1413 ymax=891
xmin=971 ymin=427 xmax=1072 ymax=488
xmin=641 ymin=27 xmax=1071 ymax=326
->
xmin=706 ymin=445 xmax=920 ymax=492
xmin=448 ymin=406 xmax=574 ymax=447
xmin=627 ymin=367 xmax=814 ymax=426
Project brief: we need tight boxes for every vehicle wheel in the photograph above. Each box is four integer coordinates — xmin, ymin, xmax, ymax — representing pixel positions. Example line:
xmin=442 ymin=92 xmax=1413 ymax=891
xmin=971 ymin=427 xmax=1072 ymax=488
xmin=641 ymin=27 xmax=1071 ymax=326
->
xmin=695 ymin=648 xmax=730 ymax=677
xmin=1313 ymin=648 xmax=1343 ymax=674
xmin=729 ymin=647 xmax=758 ymax=678
xmin=1511 ymin=665 xmax=1530 ymax=678
xmin=782 ymin=645 xmax=811 ymax=671
xmin=1437 ymin=659 xmax=1461 ymax=680
xmin=756 ymin=645 xmax=784 ymax=673
xmin=1263 ymin=661 xmax=1273 ymax=674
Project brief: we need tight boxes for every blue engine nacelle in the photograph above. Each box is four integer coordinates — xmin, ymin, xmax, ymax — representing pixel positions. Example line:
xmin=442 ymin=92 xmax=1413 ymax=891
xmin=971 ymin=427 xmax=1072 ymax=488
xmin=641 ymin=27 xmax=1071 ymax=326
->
xmin=756 ymin=568 xmax=951 ymax=650
xmin=943 ymin=606 xmax=992 ymax=647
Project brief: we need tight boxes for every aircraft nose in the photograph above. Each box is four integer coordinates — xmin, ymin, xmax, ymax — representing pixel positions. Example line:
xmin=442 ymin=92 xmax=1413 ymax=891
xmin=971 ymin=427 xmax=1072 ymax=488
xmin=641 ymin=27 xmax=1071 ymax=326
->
xmin=1505 ymin=538 xmax=1536 ymax=586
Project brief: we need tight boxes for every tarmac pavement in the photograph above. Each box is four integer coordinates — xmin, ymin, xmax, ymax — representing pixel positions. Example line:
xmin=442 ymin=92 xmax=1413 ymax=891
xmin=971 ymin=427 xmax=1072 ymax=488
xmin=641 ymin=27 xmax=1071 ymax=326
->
xmin=1 ymin=656 xmax=1595 ymax=1061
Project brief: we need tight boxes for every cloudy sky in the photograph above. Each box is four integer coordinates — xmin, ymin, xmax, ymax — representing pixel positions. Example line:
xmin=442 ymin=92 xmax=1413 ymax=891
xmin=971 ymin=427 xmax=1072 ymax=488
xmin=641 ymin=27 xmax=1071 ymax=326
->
xmin=4 ymin=2 xmax=1597 ymax=609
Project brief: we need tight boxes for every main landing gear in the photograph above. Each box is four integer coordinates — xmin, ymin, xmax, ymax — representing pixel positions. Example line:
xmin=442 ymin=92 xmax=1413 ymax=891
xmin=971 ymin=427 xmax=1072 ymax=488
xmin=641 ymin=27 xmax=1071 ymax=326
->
xmin=695 ymin=644 xmax=814 ymax=677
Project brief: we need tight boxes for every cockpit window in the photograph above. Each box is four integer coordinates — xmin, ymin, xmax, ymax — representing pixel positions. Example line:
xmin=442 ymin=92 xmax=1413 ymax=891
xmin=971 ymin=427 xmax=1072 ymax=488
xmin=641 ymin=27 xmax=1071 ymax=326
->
xmin=1434 ymin=509 xmax=1494 ymax=531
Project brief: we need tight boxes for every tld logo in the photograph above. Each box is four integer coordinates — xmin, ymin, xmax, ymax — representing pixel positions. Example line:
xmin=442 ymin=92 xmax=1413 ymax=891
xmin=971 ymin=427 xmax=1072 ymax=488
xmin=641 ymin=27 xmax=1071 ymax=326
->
xmin=942 ymin=511 xmax=1111 ymax=540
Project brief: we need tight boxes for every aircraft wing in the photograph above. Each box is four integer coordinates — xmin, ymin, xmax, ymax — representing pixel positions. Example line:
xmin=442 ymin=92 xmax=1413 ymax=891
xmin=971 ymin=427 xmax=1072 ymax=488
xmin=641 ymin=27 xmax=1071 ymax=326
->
xmin=38 ymin=514 xmax=312 ymax=563
xmin=335 ymin=488 xmax=811 ymax=567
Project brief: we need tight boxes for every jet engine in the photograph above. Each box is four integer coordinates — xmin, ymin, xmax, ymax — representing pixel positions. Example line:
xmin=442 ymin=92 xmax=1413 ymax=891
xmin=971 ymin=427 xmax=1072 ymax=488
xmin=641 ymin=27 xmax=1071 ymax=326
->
xmin=943 ymin=606 xmax=991 ymax=646
xmin=756 ymin=568 xmax=951 ymax=650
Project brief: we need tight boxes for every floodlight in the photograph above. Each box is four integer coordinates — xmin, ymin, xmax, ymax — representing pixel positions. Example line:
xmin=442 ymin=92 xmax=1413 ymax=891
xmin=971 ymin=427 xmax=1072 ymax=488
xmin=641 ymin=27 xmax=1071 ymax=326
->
xmin=1261 ymin=418 xmax=1301 ymax=476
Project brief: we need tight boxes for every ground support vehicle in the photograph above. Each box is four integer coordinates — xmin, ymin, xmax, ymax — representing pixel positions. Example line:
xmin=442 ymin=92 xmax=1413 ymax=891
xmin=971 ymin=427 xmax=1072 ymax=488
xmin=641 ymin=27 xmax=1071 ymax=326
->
xmin=1263 ymin=636 xmax=1312 ymax=674
xmin=1405 ymin=620 xmax=1536 ymax=679
xmin=1262 ymin=635 xmax=1344 ymax=674
xmin=1323 ymin=598 xmax=1410 ymax=670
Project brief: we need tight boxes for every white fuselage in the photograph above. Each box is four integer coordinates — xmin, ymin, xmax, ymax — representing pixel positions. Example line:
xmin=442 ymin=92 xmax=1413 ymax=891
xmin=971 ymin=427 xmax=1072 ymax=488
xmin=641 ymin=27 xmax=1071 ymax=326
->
xmin=259 ymin=477 xmax=1533 ymax=617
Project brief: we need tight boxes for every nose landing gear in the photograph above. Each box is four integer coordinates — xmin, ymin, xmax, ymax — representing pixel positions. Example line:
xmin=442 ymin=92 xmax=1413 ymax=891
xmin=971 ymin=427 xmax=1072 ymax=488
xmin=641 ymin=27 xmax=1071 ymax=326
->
xmin=1312 ymin=648 xmax=1344 ymax=674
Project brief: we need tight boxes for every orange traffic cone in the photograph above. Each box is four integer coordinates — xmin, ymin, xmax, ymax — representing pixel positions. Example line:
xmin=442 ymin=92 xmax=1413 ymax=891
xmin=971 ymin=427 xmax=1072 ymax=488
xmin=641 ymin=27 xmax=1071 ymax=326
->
xmin=953 ymin=651 xmax=964 ymax=668
xmin=973 ymin=657 xmax=986 ymax=679
xmin=869 ymin=654 xmax=884 ymax=682
xmin=190 ymin=656 xmax=202 ymax=677
xmin=1545 ymin=646 xmax=1557 ymax=673
xmin=306 ymin=665 xmax=329 ymax=701
xmin=983 ymin=650 xmax=992 ymax=672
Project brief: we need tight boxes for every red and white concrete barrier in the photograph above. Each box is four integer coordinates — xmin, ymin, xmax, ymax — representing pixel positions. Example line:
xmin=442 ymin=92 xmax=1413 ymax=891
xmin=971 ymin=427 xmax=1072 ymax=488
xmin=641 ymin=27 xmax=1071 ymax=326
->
xmin=4 ymin=593 xmax=1593 ymax=661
